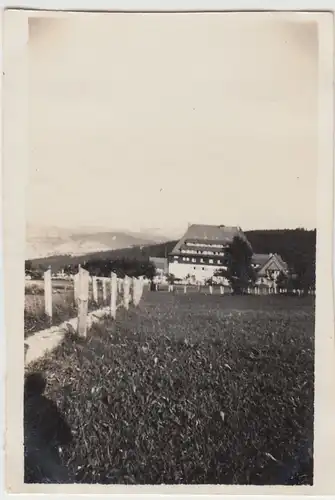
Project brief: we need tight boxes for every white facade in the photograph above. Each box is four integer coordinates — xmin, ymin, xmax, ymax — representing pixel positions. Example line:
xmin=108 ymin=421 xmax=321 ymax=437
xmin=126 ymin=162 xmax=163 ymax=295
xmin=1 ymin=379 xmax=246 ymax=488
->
xmin=168 ymin=261 xmax=227 ymax=284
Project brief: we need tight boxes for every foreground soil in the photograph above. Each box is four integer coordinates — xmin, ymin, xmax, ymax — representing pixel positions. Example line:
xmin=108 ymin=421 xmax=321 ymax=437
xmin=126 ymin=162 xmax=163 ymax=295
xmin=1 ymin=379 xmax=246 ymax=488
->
xmin=24 ymin=293 xmax=315 ymax=485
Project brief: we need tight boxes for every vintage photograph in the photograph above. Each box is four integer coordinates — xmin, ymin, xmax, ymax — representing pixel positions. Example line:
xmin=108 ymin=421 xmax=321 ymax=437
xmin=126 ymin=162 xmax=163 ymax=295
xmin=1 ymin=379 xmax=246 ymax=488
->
xmin=19 ymin=10 xmax=319 ymax=486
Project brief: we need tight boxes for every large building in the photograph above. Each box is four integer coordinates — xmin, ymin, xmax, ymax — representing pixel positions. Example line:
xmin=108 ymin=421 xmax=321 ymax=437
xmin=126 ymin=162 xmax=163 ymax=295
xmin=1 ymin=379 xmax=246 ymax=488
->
xmin=168 ymin=224 xmax=251 ymax=284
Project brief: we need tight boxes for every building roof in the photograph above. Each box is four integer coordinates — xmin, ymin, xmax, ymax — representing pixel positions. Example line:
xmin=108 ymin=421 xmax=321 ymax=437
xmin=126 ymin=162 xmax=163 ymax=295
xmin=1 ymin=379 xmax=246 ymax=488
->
xmin=253 ymin=253 xmax=288 ymax=276
xmin=170 ymin=224 xmax=251 ymax=255
xmin=252 ymin=253 xmax=271 ymax=267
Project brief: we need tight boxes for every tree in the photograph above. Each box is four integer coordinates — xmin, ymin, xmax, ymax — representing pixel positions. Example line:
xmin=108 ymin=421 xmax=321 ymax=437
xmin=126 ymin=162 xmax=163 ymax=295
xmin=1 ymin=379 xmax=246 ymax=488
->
xmin=215 ymin=236 xmax=256 ymax=294
xmin=80 ymin=256 xmax=156 ymax=280
xmin=166 ymin=273 xmax=176 ymax=285
xmin=25 ymin=260 xmax=33 ymax=274
xmin=298 ymin=259 xmax=315 ymax=294
xmin=276 ymin=270 xmax=296 ymax=292
xmin=63 ymin=263 xmax=80 ymax=276
xmin=29 ymin=263 xmax=47 ymax=280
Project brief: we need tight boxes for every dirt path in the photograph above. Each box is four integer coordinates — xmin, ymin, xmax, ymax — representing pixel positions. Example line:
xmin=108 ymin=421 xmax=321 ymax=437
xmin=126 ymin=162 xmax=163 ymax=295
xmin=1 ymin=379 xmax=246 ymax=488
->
xmin=24 ymin=306 xmax=116 ymax=366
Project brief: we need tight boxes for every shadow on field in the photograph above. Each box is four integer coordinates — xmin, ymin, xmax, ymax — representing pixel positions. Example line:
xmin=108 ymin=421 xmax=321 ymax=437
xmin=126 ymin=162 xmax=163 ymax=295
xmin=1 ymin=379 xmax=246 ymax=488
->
xmin=24 ymin=294 xmax=314 ymax=485
xmin=24 ymin=372 xmax=73 ymax=483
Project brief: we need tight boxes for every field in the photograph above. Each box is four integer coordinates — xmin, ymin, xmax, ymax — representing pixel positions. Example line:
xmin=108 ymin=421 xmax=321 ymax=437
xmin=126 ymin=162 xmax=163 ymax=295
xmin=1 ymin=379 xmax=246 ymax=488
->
xmin=24 ymin=292 xmax=315 ymax=485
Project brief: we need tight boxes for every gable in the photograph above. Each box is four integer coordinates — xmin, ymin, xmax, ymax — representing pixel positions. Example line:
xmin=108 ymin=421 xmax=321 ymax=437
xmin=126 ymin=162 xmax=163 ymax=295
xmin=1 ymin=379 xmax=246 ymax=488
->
xmin=258 ymin=254 xmax=288 ymax=276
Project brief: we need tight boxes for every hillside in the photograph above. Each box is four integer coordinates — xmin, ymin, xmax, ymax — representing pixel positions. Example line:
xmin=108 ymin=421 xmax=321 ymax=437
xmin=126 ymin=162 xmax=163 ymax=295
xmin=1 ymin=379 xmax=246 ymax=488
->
xmin=26 ymin=226 xmax=168 ymax=260
xmin=28 ymin=229 xmax=316 ymax=275
xmin=246 ymin=229 xmax=316 ymax=273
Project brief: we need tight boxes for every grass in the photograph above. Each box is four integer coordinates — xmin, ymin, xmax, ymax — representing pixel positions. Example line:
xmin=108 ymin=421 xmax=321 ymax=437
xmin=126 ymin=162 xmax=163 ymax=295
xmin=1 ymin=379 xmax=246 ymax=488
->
xmin=24 ymin=292 xmax=315 ymax=485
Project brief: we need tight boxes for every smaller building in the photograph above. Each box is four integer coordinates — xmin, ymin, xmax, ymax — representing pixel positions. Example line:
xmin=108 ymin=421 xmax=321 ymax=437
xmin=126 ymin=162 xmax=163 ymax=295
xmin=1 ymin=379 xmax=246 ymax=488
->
xmin=252 ymin=253 xmax=288 ymax=289
xmin=52 ymin=269 xmax=68 ymax=280
xmin=149 ymin=257 xmax=168 ymax=283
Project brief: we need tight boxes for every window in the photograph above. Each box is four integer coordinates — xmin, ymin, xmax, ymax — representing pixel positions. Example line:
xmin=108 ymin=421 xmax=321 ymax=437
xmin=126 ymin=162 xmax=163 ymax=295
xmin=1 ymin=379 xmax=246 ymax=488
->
xmin=192 ymin=258 xmax=196 ymax=263
xmin=200 ymin=258 xmax=204 ymax=263
xmin=217 ymin=259 xmax=221 ymax=264
xmin=209 ymin=259 xmax=213 ymax=264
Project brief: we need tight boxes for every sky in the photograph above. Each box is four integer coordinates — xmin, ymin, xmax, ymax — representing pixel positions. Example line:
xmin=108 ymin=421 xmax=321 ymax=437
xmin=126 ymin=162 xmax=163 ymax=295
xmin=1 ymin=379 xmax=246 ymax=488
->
xmin=27 ymin=12 xmax=318 ymax=237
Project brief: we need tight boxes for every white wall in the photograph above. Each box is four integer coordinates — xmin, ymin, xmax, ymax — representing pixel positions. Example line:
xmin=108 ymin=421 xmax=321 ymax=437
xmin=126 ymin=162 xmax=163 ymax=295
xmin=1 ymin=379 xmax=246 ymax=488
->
xmin=168 ymin=261 xmax=225 ymax=284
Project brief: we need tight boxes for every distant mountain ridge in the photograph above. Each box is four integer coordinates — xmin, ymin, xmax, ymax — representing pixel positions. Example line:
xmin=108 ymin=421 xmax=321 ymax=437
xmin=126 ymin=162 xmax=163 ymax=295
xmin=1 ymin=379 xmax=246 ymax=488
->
xmin=26 ymin=226 xmax=171 ymax=259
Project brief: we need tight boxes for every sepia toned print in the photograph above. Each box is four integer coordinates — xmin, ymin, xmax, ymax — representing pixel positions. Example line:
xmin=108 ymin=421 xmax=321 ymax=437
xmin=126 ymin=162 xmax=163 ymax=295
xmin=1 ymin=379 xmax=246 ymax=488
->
xmin=3 ymin=8 xmax=335 ymax=495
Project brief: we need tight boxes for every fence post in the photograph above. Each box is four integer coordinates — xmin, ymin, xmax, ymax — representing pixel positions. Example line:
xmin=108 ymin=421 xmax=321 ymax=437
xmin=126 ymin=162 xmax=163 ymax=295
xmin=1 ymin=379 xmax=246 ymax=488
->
xmin=102 ymin=278 xmax=107 ymax=302
xmin=77 ymin=267 xmax=89 ymax=337
xmin=44 ymin=268 xmax=52 ymax=320
xmin=73 ymin=273 xmax=79 ymax=302
xmin=184 ymin=284 xmax=187 ymax=294
xmin=92 ymin=276 xmax=98 ymax=303
xmin=132 ymin=277 xmax=139 ymax=306
xmin=220 ymin=285 xmax=224 ymax=295
xmin=139 ymin=276 xmax=144 ymax=300
xmin=123 ymin=275 xmax=130 ymax=310
xmin=110 ymin=272 xmax=117 ymax=319
xmin=209 ymin=285 xmax=213 ymax=295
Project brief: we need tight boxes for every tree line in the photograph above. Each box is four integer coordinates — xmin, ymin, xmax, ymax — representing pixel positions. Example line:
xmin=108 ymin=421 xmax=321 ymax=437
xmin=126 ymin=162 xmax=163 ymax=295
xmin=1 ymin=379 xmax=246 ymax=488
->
xmin=25 ymin=257 xmax=156 ymax=280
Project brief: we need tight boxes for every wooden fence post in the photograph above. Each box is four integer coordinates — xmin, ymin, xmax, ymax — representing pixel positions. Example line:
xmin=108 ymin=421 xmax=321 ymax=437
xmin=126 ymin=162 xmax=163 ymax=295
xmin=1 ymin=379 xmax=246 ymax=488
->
xmin=77 ymin=267 xmax=89 ymax=337
xmin=123 ymin=276 xmax=130 ymax=310
xmin=132 ymin=277 xmax=139 ymax=306
xmin=139 ymin=276 xmax=144 ymax=300
xmin=44 ymin=268 xmax=52 ymax=320
xmin=209 ymin=285 xmax=213 ymax=295
xmin=220 ymin=286 xmax=224 ymax=295
xmin=110 ymin=272 xmax=117 ymax=319
xmin=184 ymin=284 xmax=187 ymax=294
xmin=92 ymin=276 xmax=98 ymax=303
xmin=102 ymin=278 xmax=107 ymax=302
xmin=73 ymin=273 xmax=79 ymax=302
